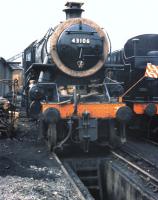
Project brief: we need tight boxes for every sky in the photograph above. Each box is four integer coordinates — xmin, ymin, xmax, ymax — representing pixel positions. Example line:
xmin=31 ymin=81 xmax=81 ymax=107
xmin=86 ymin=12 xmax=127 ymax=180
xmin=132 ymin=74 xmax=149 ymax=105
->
xmin=0 ymin=0 xmax=158 ymax=59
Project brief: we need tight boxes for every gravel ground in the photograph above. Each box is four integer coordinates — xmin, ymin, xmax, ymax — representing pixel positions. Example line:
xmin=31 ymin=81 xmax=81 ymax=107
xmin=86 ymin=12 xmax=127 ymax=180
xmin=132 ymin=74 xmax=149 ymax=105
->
xmin=0 ymin=113 xmax=84 ymax=200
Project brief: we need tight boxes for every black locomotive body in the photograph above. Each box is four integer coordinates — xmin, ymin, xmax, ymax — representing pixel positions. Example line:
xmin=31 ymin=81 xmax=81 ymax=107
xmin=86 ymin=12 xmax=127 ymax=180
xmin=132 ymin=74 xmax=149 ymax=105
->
xmin=106 ymin=34 xmax=158 ymax=136
xmin=23 ymin=2 xmax=131 ymax=152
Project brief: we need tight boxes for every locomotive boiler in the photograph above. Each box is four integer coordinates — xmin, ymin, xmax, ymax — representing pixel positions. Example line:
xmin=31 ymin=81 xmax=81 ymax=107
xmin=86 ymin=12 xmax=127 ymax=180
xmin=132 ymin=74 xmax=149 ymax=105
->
xmin=106 ymin=34 xmax=158 ymax=137
xmin=23 ymin=1 xmax=132 ymax=152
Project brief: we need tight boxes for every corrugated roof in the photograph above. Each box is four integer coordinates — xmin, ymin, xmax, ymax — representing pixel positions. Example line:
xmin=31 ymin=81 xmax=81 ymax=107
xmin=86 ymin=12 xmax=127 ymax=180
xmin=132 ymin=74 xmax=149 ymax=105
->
xmin=0 ymin=57 xmax=23 ymax=70
xmin=9 ymin=63 xmax=23 ymax=70
xmin=0 ymin=57 xmax=7 ymax=65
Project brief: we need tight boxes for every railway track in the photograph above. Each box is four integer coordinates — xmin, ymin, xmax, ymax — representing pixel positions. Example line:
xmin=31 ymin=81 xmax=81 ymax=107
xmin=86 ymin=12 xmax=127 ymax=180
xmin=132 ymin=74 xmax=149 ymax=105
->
xmin=52 ymin=153 xmax=94 ymax=200
xmin=59 ymin=139 xmax=158 ymax=200
xmin=111 ymin=150 xmax=158 ymax=194
xmin=123 ymin=137 xmax=158 ymax=169
xmin=142 ymin=138 xmax=158 ymax=148
xmin=108 ymin=137 xmax=158 ymax=198
xmin=119 ymin=143 xmax=158 ymax=169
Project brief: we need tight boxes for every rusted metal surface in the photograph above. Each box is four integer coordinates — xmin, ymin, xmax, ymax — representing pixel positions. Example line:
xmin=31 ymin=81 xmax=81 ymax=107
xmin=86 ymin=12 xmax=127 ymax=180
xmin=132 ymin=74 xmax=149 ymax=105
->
xmin=133 ymin=103 xmax=158 ymax=114
xmin=0 ymin=79 xmax=19 ymax=137
xmin=50 ymin=18 xmax=109 ymax=77
xmin=41 ymin=102 xmax=126 ymax=119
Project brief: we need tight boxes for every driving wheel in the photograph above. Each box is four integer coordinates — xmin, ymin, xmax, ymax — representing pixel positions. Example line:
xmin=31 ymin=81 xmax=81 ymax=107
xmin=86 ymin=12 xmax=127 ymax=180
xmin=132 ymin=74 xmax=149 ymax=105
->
xmin=47 ymin=123 xmax=57 ymax=151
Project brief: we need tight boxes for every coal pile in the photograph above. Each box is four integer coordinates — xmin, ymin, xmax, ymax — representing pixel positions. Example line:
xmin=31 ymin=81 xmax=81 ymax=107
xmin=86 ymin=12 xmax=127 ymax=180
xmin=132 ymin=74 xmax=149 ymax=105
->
xmin=0 ymin=113 xmax=83 ymax=200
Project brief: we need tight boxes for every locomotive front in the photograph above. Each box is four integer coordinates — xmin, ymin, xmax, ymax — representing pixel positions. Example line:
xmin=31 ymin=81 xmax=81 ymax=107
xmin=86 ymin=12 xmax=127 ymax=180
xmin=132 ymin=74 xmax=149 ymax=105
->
xmin=50 ymin=17 xmax=109 ymax=78
xmin=24 ymin=1 xmax=130 ymax=152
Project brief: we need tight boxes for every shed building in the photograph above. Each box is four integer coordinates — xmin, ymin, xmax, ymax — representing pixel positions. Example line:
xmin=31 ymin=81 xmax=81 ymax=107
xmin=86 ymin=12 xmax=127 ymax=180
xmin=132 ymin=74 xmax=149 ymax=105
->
xmin=0 ymin=57 xmax=23 ymax=97
xmin=0 ymin=57 xmax=12 ymax=96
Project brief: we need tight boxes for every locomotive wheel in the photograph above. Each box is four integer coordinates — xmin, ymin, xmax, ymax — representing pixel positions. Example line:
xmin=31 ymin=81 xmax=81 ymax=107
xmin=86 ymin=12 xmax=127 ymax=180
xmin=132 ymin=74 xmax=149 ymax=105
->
xmin=108 ymin=120 xmax=121 ymax=148
xmin=38 ymin=119 xmax=48 ymax=140
xmin=47 ymin=123 xmax=57 ymax=151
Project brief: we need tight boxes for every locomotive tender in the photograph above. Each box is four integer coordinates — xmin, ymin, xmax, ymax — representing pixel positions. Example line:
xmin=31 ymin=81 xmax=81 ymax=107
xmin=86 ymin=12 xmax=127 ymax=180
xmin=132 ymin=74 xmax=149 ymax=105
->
xmin=23 ymin=1 xmax=132 ymax=152
xmin=106 ymin=34 xmax=158 ymax=136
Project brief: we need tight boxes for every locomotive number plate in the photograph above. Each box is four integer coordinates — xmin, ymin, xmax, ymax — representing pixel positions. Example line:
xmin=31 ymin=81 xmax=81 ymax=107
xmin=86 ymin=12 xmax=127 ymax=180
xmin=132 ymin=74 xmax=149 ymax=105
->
xmin=72 ymin=38 xmax=90 ymax=44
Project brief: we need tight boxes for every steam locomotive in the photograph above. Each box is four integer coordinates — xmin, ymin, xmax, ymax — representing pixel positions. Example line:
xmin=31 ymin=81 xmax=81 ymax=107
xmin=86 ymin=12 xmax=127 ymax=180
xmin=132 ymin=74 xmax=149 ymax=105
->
xmin=23 ymin=1 xmax=132 ymax=152
xmin=106 ymin=34 xmax=158 ymax=137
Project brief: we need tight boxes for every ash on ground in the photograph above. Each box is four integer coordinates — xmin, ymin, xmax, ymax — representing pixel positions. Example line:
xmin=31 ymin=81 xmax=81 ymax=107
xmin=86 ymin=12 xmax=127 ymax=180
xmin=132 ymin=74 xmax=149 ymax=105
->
xmin=0 ymin=113 xmax=81 ymax=200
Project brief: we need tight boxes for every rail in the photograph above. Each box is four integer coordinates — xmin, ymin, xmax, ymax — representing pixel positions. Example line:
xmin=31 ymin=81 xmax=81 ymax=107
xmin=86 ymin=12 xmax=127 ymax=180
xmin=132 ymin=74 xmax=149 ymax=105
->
xmin=111 ymin=150 xmax=158 ymax=193
xmin=52 ymin=153 xmax=94 ymax=200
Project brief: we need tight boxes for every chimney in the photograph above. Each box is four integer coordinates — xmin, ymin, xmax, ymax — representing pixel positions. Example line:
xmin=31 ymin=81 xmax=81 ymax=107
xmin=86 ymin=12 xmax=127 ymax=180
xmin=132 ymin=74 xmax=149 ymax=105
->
xmin=63 ymin=1 xmax=84 ymax=19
